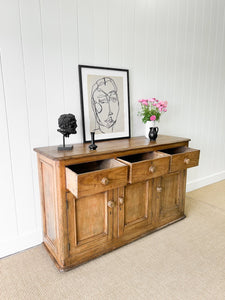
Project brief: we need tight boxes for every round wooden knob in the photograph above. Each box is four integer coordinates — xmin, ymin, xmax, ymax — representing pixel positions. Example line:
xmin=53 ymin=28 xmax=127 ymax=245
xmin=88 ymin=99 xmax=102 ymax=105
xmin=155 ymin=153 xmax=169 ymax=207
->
xmin=101 ymin=177 xmax=109 ymax=185
xmin=184 ymin=158 xmax=190 ymax=165
xmin=149 ymin=166 xmax=155 ymax=173
xmin=119 ymin=197 xmax=124 ymax=205
xmin=157 ymin=187 xmax=162 ymax=193
xmin=107 ymin=200 xmax=114 ymax=208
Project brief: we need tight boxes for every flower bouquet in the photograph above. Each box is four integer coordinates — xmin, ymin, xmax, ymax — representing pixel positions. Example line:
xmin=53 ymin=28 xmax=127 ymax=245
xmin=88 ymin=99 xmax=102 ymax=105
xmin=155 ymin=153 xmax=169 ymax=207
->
xmin=138 ymin=98 xmax=168 ymax=124
xmin=138 ymin=98 xmax=168 ymax=140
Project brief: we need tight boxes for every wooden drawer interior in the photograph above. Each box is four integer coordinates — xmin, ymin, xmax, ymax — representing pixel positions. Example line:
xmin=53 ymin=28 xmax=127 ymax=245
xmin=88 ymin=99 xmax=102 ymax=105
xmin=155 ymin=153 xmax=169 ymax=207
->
xmin=66 ymin=159 xmax=128 ymax=198
xmin=159 ymin=146 xmax=196 ymax=155
xmin=67 ymin=159 xmax=123 ymax=174
xmin=118 ymin=151 xmax=170 ymax=184
xmin=118 ymin=151 xmax=166 ymax=163
xmin=159 ymin=146 xmax=200 ymax=172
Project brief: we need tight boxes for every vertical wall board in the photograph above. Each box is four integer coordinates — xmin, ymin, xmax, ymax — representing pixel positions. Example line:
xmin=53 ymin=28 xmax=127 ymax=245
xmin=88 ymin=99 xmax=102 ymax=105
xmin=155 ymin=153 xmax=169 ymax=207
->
xmin=145 ymin=0 xmax=158 ymax=98
xmin=59 ymin=0 xmax=82 ymax=143
xmin=19 ymin=0 xmax=50 ymax=232
xmin=122 ymin=0 xmax=135 ymax=70
xmin=132 ymin=0 xmax=148 ymax=137
xmin=0 ymin=56 xmax=18 ymax=241
xmin=185 ymin=0 xmax=206 ymax=139
xmin=108 ymin=0 xmax=123 ymax=67
xmin=179 ymin=0 xmax=197 ymax=137
xmin=92 ymin=0 xmax=108 ymax=66
xmin=159 ymin=0 xmax=186 ymax=136
xmin=39 ymin=0 xmax=65 ymax=146
xmin=184 ymin=0 xmax=208 ymax=181
xmin=216 ymin=3 xmax=225 ymax=172
xmin=77 ymin=0 xmax=95 ymax=64
xmin=161 ymin=0 xmax=181 ymax=107
xmin=207 ymin=0 xmax=225 ymax=174
xmin=185 ymin=0 xmax=210 ymax=179
xmin=0 ymin=0 xmax=37 ymax=235
xmin=191 ymin=0 xmax=217 ymax=179
xmin=151 ymin=0 xmax=170 ymax=99
xmin=19 ymin=0 xmax=49 ymax=148
xmin=121 ymin=0 xmax=136 ymax=136
xmin=155 ymin=2 xmax=171 ymax=101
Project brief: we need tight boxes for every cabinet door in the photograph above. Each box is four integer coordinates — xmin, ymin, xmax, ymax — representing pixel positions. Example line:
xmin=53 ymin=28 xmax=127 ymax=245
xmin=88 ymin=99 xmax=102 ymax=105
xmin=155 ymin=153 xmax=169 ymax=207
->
xmin=67 ymin=190 xmax=113 ymax=254
xmin=118 ymin=180 xmax=154 ymax=237
xmin=155 ymin=170 xmax=186 ymax=226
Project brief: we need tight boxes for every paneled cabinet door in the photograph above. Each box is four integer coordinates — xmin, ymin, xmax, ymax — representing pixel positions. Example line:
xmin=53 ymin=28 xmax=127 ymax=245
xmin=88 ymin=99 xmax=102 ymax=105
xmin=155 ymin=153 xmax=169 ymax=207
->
xmin=155 ymin=170 xmax=186 ymax=226
xmin=117 ymin=180 xmax=154 ymax=237
xmin=66 ymin=191 xmax=113 ymax=255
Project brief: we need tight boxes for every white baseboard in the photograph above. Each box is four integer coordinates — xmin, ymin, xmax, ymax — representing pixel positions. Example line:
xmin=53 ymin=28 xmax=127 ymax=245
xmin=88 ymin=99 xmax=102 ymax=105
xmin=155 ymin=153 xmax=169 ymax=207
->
xmin=186 ymin=170 xmax=225 ymax=192
xmin=0 ymin=230 xmax=43 ymax=259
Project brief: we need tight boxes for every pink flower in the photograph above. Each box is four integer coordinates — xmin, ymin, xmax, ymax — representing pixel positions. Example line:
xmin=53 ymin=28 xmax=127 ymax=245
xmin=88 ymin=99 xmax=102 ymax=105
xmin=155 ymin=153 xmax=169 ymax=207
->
xmin=152 ymin=102 xmax=156 ymax=106
xmin=156 ymin=103 xmax=160 ymax=108
xmin=150 ymin=115 xmax=156 ymax=121
xmin=142 ymin=101 xmax=148 ymax=106
xmin=138 ymin=99 xmax=143 ymax=103
xmin=164 ymin=101 xmax=168 ymax=105
xmin=163 ymin=108 xmax=167 ymax=112
xmin=148 ymin=98 xmax=155 ymax=102
xmin=159 ymin=107 xmax=163 ymax=112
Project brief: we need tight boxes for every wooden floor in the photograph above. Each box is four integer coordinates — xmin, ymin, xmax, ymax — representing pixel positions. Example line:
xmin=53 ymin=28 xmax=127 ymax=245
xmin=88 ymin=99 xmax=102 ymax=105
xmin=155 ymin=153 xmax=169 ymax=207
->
xmin=1 ymin=180 xmax=225 ymax=300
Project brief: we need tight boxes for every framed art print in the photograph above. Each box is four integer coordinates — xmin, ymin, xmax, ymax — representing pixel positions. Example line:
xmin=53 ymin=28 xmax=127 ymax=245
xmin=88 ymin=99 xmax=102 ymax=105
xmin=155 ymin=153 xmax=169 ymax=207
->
xmin=78 ymin=65 xmax=131 ymax=142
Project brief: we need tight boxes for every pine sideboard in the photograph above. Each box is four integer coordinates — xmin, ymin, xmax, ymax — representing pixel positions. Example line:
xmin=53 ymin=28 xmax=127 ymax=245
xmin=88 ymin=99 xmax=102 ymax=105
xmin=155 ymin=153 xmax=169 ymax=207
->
xmin=34 ymin=135 xmax=200 ymax=271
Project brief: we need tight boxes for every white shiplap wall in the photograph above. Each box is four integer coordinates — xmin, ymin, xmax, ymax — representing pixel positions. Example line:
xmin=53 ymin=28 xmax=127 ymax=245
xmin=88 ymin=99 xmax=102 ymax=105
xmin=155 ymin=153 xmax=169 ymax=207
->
xmin=0 ymin=0 xmax=225 ymax=258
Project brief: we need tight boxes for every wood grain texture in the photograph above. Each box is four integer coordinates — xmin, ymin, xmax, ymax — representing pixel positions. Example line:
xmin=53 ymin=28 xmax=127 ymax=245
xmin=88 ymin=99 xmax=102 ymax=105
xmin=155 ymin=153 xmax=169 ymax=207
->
xmin=67 ymin=190 xmax=113 ymax=256
xmin=161 ymin=146 xmax=200 ymax=173
xmin=76 ymin=193 xmax=107 ymax=243
xmin=118 ymin=152 xmax=170 ymax=184
xmin=34 ymin=135 xmax=190 ymax=161
xmin=66 ymin=159 xmax=128 ymax=198
xmin=37 ymin=155 xmax=58 ymax=260
xmin=119 ymin=180 xmax=153 ymax=236
xmin=35 ymin=136 xmax=199 ymax=270
xmin=157 ymin=171 xmax=187 ymax=226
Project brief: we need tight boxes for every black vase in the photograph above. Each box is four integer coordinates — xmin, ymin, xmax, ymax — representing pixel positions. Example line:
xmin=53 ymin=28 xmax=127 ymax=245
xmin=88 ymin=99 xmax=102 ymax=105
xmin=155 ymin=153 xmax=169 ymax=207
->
xmin=149 ymin=127 xmax=159 ymax=141
xmin=89 ymin=132 xmax=97 ymax=150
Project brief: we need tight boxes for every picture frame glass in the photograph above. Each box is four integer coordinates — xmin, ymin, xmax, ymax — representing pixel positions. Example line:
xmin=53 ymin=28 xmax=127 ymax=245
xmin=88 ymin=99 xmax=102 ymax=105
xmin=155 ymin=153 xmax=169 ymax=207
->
xmin=79 ymin=65 xmax=130 ymax=142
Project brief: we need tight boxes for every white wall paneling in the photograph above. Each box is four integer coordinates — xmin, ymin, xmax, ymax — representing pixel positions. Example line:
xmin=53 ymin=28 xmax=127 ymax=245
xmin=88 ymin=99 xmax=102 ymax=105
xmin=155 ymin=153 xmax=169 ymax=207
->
xmin=58 ymin=0 xmax=82 ymax=142
xmin=0 ymin=0 xmax=225 ymax=258
xmin=0 ymin=54 xmax=18 ymax=242
xmin=93 ymin=0 xmax=108 ymax=66
xmin=0 ymin=0 xmax=40 ymax=258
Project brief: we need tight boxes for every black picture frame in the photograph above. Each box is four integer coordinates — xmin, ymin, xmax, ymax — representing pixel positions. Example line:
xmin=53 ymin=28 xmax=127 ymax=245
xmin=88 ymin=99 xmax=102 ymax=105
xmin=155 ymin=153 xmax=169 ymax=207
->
xmin=78 ymin=65 xmax=131 ymax=143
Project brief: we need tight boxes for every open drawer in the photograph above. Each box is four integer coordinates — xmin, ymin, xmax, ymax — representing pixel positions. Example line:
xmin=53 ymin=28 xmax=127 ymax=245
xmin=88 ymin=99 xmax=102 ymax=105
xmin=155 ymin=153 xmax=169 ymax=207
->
xmin=66 ymin=159 xmax=128 ymax=198
xmin=160 ymin=146 xmax=200 ymax=172
xmin=117 ymin=152 xmax=170 ymax=184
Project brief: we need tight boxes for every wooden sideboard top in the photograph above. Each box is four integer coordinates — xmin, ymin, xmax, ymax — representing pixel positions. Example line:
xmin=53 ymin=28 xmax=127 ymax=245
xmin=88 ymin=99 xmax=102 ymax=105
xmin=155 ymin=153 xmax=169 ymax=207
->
xmin=34 ymin=135 xmax=190 ymax=161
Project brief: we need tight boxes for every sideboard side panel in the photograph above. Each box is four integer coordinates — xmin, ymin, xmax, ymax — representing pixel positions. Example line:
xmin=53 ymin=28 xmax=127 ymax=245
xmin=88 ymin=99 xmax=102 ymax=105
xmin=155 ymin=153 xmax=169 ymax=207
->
xmin=37 ymin=154 xmax=58 ymax=258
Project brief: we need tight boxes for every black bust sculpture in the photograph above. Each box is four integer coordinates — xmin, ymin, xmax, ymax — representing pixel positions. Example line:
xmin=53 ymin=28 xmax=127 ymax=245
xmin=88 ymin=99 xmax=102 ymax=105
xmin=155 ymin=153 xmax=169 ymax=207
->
xmin=57 ymin=114 xmax=77 ymax=151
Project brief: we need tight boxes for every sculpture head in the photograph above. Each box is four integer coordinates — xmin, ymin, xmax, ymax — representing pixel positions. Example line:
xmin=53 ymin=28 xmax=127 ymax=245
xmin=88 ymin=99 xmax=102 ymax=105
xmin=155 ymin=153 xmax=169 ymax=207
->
xmin=57 ymin=114 xmax=77 ymax=137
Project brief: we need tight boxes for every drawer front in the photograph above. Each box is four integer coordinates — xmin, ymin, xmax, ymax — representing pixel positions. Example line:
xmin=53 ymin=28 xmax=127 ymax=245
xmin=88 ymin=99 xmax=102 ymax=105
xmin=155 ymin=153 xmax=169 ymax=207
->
xmin=169 ymin=148 xmax=200 ymax=172
xmin=66 ymin=165 xmax=128 ymax=198
xmin=126 ymin=156 xmax=170 ymax=184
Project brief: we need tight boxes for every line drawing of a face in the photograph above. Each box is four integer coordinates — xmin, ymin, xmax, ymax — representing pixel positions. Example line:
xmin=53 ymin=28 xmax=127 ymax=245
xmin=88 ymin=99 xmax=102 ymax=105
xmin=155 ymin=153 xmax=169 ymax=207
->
xmin=91 ymin=77 xmax=119 ymax=133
